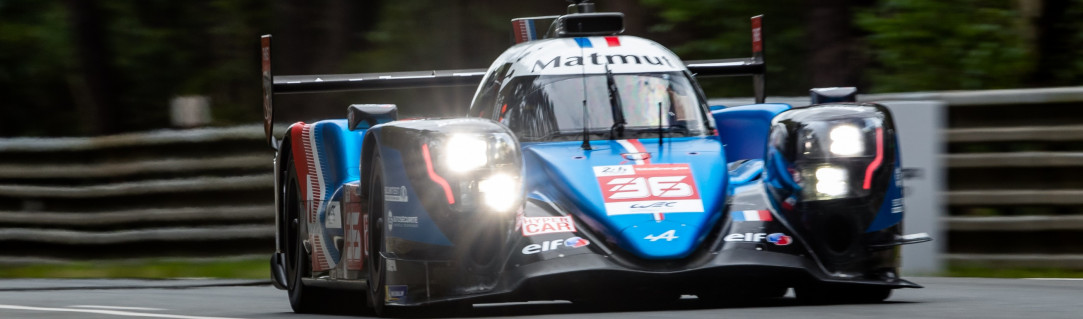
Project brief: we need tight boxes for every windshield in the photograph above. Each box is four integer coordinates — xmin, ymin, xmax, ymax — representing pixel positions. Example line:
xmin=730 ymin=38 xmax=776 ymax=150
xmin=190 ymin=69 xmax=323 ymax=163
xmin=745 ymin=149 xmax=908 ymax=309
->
xmin=496 ymin=72 xmax=710 ymax=142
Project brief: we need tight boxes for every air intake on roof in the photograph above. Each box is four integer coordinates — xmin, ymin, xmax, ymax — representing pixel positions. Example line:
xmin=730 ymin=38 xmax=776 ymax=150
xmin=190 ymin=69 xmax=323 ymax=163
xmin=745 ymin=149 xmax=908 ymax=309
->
xmin=551 ymin=12 xmax=624 ymax=38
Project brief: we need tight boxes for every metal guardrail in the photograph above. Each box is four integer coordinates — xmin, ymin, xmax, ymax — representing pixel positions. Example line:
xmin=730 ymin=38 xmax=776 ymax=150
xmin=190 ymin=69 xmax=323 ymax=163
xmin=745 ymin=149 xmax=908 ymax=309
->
xmin=0 ymin=125 xmax=274 ymax=262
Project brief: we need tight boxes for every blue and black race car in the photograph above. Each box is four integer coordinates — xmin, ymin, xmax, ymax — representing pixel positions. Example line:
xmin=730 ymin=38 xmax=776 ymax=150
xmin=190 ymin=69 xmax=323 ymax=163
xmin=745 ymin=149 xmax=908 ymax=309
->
xmin=261 ymin=1 xmax=931 ymax=315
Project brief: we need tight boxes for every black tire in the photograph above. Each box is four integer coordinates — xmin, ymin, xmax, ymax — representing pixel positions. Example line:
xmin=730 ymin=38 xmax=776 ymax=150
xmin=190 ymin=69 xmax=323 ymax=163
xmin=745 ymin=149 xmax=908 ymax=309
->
xmin=366 ymin=155 xmax=391 ymax=317
xmin=285 ymin=160 xmax=323 ymax=313
xmin=795 ymin=284 xmax=892 ymax=305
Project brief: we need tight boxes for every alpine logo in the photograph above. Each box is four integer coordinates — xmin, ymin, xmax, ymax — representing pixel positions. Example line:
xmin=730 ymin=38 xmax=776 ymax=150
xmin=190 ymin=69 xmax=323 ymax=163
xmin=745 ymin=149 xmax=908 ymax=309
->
xmin=724 ymin=232 xmax=793 ymax=246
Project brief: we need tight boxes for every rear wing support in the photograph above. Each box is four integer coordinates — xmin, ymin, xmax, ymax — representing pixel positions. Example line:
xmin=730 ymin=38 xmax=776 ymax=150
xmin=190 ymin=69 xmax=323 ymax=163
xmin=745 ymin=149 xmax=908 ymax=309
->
xmin=685 ymin=15 xmax=766 ymax=104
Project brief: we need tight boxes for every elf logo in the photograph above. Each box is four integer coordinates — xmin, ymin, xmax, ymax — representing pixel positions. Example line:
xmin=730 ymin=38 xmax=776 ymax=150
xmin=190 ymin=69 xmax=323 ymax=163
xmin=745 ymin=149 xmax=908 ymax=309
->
xmin=724 ymin=232 xmax=792 ymax=246
xmin=521 ymin=236 xmax=591 ymax=254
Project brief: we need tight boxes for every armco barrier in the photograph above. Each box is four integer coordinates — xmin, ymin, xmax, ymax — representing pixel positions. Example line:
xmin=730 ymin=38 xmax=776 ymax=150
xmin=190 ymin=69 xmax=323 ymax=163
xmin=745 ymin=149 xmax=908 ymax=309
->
xmin=0 ymin=125 xmax=275 ymax=263
xmin=3 ymin=87 xmax=1083 ymax=269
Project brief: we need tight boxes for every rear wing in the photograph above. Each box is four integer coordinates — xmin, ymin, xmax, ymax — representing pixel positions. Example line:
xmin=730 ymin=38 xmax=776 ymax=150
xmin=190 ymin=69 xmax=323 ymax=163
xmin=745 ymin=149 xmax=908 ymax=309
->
xmin=261 ymin=15 xmax=766 ymax=149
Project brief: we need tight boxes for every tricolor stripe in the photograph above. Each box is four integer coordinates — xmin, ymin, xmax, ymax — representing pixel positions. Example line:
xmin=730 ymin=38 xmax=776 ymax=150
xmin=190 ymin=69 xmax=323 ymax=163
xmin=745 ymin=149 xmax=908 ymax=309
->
xmin=573 ymin=37 xmax=624 ymax=49
xmin=615 ymin=139 xmax=650 ymax=165
xmin=733 ymin=210 xmax=773 ymax=222
xmin=513 ymin=19 xmax=537 ymax=44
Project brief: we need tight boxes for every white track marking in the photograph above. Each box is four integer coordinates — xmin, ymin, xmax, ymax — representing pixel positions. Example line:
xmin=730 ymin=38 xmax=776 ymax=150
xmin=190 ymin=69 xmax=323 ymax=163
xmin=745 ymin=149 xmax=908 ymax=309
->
xmin=69 ymin=305 xmax=167 ymax=311
xmin=0 ymin=304 xmax=244 ymax=319
xmin=1024 ymin=278 xmax=1083 ymax=281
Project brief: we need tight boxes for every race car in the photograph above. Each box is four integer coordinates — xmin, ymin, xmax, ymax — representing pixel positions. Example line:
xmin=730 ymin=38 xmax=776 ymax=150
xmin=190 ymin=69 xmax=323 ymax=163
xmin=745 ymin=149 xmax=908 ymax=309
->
xmin=261 ymin=1 xmax=931 ymax=315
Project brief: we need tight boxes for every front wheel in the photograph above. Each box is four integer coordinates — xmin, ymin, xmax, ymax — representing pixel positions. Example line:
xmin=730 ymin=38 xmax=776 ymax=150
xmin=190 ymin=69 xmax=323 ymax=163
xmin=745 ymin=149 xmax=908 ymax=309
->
xmin=366 ymin=155 xmax=391 ymax=317
xmin=285 ymin=160 xmax=324 ymax=313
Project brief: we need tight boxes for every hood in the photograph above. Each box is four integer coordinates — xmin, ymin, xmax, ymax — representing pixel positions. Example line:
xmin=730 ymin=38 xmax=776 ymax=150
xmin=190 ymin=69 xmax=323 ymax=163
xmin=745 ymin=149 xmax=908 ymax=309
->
xmin=522 ymin=137 xmax=727 ymax=259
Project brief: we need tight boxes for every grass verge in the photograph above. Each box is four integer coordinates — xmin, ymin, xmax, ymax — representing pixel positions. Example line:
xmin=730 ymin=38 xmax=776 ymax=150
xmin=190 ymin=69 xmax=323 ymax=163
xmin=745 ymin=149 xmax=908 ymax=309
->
xmin=0 ymin=257 xmax=268 ymax=279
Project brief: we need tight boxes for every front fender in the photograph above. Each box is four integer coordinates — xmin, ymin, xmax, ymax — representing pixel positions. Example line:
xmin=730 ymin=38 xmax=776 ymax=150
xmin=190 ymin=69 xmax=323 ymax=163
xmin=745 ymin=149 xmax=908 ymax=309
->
xmin=763 ymin=103 xmax=903 ymax=276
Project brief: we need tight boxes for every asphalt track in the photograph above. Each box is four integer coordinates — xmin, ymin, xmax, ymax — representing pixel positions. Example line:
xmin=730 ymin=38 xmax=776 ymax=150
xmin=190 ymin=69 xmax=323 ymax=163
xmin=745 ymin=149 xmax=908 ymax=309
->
xmin=0 ymin=277 xmax=1080 ymax=319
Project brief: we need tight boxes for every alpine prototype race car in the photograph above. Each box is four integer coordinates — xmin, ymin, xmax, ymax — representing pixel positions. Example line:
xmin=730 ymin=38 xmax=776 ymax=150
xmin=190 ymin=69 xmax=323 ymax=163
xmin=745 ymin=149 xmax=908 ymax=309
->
xmin=261 ymin=1 xmax=932 ymax=315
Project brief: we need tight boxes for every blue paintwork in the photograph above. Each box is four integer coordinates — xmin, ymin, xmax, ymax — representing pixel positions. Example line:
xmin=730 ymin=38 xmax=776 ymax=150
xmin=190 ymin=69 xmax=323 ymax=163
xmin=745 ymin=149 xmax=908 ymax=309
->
xmin=712 ymin=103 xmax=791 ymax=161
xmin=521 ymin=137 xmax=727 ymax=259
xmin=728 ymin=159 xmax=764 ymax=187
xmin=307 ymin=119 xmax=365 ymax=266
xmin=378 ymin=145 xmax=453 ymax=246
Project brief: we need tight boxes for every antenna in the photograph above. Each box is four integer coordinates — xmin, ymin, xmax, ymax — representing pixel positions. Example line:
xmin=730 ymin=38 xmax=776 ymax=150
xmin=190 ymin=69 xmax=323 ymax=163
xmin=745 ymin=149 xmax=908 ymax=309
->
xmin=578 ymin=22 xmax=592 ymax=151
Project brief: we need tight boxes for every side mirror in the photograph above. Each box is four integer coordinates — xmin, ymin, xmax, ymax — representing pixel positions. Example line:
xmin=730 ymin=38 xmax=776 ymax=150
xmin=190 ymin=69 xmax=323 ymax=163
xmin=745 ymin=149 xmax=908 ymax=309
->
xmin=347 ymin=104 xmax=397 ymax=130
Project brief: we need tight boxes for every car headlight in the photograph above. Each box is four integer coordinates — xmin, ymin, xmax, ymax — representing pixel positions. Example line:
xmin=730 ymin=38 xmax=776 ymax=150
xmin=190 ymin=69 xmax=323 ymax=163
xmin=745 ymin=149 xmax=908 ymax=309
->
xmin=829 ymin=125 xmax=864 ymax=156
xmin=444 ymin=134 xmax=488 ymax=172
xmin=478 ymin=173 xmax=519 ymax=212
xmin=814 ymin=166 xmax=848 ymax=197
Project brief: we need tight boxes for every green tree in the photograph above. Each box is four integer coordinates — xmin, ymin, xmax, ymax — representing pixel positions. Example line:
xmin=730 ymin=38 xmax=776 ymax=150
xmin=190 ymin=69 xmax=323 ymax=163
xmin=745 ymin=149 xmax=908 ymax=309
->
xmin=857 ymin=0 xmax=1034 ymax=92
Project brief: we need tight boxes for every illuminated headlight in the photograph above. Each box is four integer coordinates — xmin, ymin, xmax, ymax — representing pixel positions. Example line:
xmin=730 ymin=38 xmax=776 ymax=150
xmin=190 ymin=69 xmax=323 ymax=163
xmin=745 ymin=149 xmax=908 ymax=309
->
xmin=478 ymin=173 xmax=519 ymax=212
xmin=829 ymin=125 xmax=864 ymax=156
xmin=445 ymin=134 xmax=488 ymax=172
xmin=815 ymin=166 xmax=848 ymax=197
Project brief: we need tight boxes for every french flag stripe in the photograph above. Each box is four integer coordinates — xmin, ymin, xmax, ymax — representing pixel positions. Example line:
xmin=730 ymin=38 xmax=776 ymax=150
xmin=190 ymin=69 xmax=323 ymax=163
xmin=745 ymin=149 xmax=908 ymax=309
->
xmin=734 ymin=210 xmax=773 ymax=221
xmin=605 ymin=36 xmax=620 ymax=47
xmin=574 ymin=37 xmax=593 ymax=48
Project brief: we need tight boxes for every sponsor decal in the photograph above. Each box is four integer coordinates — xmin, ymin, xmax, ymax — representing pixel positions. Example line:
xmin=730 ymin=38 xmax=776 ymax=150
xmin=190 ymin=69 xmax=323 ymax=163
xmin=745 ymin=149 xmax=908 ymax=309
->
xmin=384 ymin=186 xmax=409 ymax=202
xmin=345 ymin=211 xmax=365 ymax=270
xmin=532 ymin=53 xmax=675 ymax=72
xmin=593 ymin=164 xmax=704 ymax=216
xmin=521 ymin=216 xmax=577 ymax=236
xmin=564 ymin=236 xmax=590 ymax=248
xmin=766 ymin=233 xmax=792 ymax=246
xmin=386 ymin=210 xmax=418 ymax=230
xmin=385 ymin=285 xmax=407 ymax=304
xmin=732 ymin=210 xmax=773 ymax=222
xmin=724 ymin=232 xmax=792 ymax=246
xmin=324 ymin=202 xmax=341 ymax=228
xmin=521 ymin=236 xmax=591 ymax=254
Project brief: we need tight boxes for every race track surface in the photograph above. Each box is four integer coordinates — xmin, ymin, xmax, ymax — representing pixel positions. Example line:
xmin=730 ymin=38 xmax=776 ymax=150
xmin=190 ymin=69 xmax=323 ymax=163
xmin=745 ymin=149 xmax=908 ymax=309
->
xmin=0 ymin=277 xmax=1080 ymax=318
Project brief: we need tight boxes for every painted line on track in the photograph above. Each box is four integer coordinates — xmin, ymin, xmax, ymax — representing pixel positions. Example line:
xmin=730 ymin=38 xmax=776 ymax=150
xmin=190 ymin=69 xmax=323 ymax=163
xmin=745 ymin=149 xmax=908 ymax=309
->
xmin=0 ymin=304 xmax=245 ymax=319
xmin=69 ymin=305 xmax=168 ymax=311
xmin=1023 ymin=278 xmax=1083 ymax=281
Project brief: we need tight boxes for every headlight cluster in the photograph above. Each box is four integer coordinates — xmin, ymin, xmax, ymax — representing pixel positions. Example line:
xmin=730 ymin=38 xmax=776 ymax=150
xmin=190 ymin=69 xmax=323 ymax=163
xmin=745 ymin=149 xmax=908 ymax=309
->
xmin=429 ymin=133 xmax=523 ymax=213
xmin=796 ymin=119 xmax=881 ymax=201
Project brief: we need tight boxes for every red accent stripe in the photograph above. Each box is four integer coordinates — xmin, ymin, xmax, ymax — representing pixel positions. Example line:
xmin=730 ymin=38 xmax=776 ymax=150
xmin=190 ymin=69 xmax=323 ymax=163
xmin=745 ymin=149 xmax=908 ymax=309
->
xmin=512 ymin=20 xmax=527 ymax=43
xmin=757 ymin=210 xmax=773 ymax=221
xmin=422 ymin=144 xmax=455 ymax=204
xmin=499 ymin=103 xmax=507 ymax=121
xmin=605 ymin=36 xmax=621 ymax=47
xmin=626 ymin=139 xmax=650 ymax=164
xmin=863 ymin=127 xmax=884 ymax=189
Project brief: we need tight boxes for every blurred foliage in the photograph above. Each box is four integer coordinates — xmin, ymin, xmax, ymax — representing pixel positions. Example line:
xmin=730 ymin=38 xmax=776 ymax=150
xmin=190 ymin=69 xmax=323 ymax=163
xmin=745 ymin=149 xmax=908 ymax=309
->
xmin=0 ymin=1 xmax=78 ymax=136
xmin=1 ymin=0 xmax=1082 ymax=136
xmin=856 ymin=0 xmax=1035 ymax=92
xmin=640 ymin=0 xmax=810 ymax=97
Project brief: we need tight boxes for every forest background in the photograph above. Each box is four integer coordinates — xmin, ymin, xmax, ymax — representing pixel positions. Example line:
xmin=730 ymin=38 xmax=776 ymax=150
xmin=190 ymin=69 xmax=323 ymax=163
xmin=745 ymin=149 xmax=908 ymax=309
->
xmin=1 ymin=0 xmax=1080 ymax=137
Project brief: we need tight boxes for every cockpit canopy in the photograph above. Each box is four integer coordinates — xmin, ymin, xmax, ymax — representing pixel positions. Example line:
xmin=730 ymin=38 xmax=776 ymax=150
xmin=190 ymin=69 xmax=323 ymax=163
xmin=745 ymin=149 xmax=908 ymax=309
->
xmin=482 ymin=71 xmax=711 ymax=142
